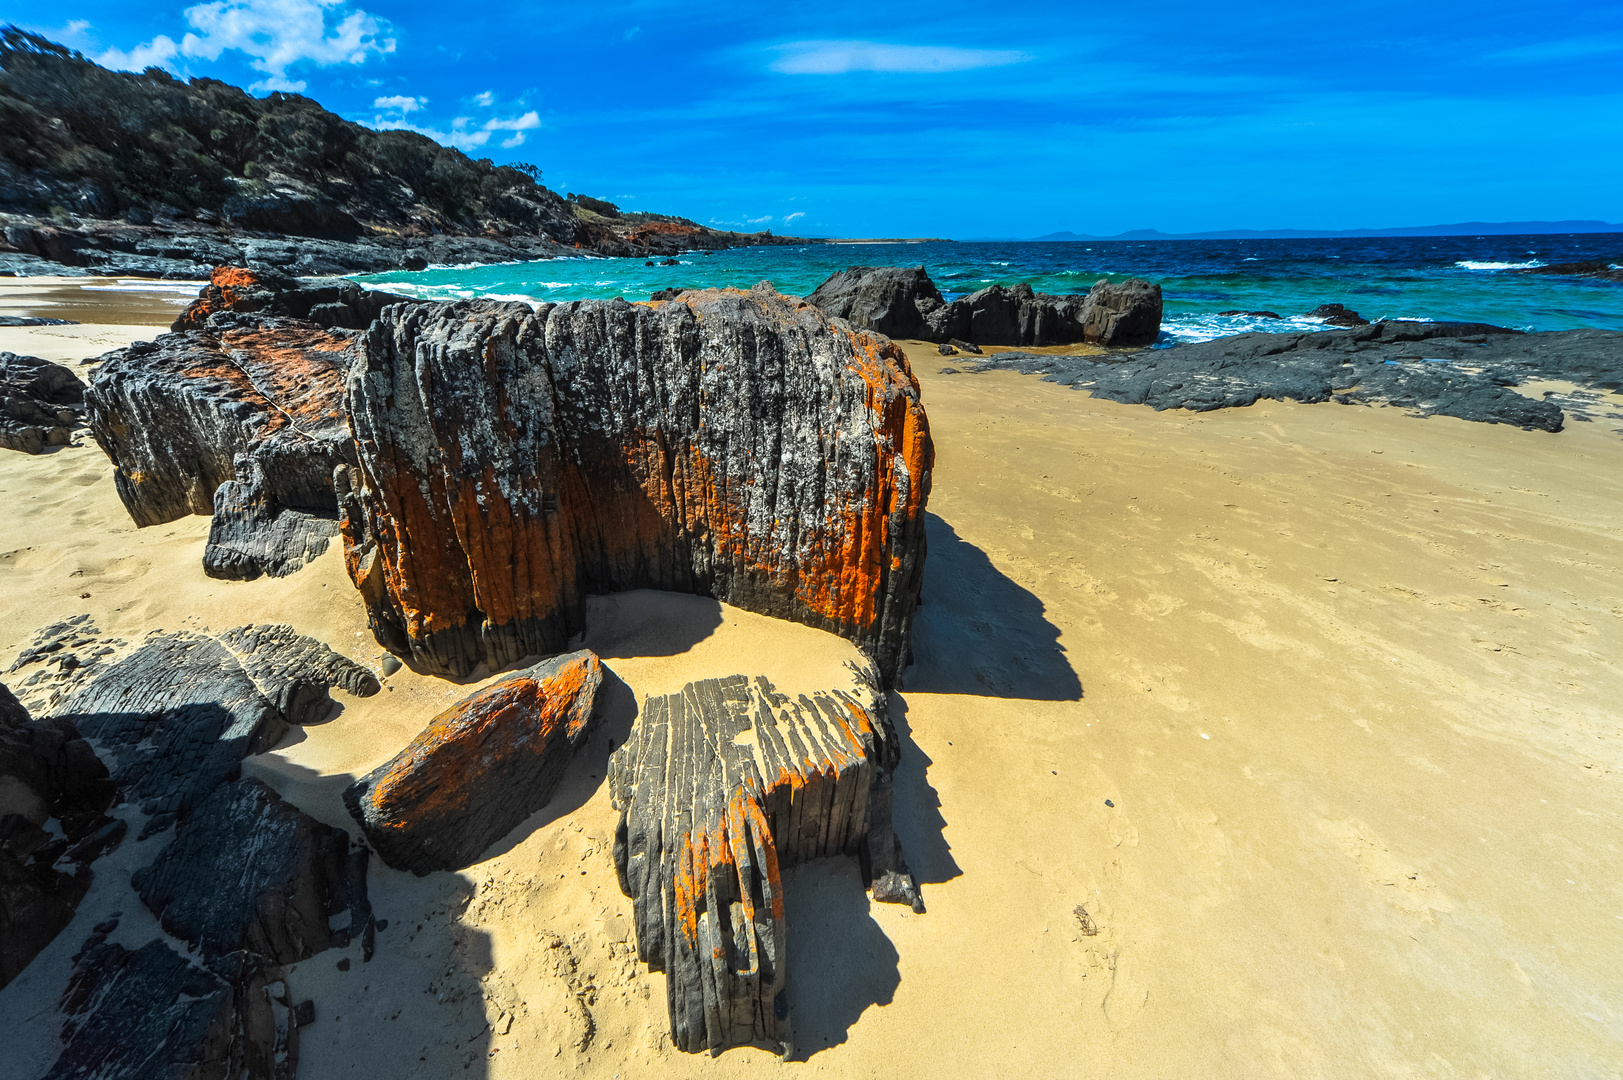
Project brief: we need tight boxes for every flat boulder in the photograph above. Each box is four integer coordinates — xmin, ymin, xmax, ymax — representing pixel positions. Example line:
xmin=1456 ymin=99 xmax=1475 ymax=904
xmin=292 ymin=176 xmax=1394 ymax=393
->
xmin=1 ymin=351 xmax=84 ymax=453
xmin=340 ymin=288 xmax=932 ymax=685
xmin=344 ymin=650 xmax=604 ymax=875
xmin=608 ymin=671 xmax=920 ymax=1056
xmin=46 ymin=940 xmax=300 ymax=1080
xmin=133 ymin=777 xmax=371 ymax=964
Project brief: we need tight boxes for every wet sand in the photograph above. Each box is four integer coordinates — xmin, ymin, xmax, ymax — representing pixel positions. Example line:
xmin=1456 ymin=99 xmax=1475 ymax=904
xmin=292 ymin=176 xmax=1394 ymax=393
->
xmin=0 ymin=311 xmax=1619 ymax=1078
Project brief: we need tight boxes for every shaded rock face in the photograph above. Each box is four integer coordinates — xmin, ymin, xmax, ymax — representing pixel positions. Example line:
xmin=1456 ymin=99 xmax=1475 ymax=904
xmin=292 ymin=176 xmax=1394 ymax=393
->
xmin=1306 ymin=303 xmax=1370 ymax=327
xmin=805 ymin=265 xmax=946 ymax=339
xmin=344 ymin=651 xmax=603 ymax=875
xmin=134 ymin=777 xmax=371 ymax=964
xmin=11 ymin=617 xmax=380 ymax=837
xmin=952 ymin=320 xmax=1617 ymax=432
xmin=1 ymin=351 xmax=84 ymax=453
xmin=340 ymin=289 xmax=933 ymax=686
xmin=172 ymin=264 xmax=419 ymax=333
xmin=608 ymin=672 xmax=920 ymax=1057
xmin=85 ymin=318 xmax=357 ymax=579
xmin=0 ymin=680 xmax=118 ymax=988
xmin=806 ymin=266 xmax=1163 ymax=347
xmin=48 ymin=940 xmax=300 ymax=1080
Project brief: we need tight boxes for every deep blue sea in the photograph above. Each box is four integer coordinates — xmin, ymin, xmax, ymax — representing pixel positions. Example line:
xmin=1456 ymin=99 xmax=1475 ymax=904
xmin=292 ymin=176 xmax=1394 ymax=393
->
xmin=355 ymin=234 xmax=1623 ymax=344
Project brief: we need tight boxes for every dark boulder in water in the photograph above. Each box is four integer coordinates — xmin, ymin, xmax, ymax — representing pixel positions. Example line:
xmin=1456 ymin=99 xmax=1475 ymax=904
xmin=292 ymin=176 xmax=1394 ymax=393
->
xmin=1305 ymin=303 xmax=1369 ymax=327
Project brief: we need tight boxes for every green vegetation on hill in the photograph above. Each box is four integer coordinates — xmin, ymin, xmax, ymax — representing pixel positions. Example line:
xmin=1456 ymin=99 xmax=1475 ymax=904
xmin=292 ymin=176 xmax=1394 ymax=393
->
xmin=0 ymin=26 xmax=576 ymax=241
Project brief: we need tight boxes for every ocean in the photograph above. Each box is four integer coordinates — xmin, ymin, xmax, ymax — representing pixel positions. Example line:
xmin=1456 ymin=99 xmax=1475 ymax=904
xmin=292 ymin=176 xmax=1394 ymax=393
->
xmin=354 ymin=233 xmax=1623 ymax=345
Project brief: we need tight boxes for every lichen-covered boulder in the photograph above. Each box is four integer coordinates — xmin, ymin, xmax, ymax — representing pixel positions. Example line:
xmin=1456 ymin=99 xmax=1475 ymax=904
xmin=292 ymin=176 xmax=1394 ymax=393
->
xmin=172 ymin=264 xmax=418 ymax=333
xmin=608 ymin=671 xmax=921 ymax=1057
xmin=85 ymin=321 xmax=358 ymax=578
xmin=343 ymin=650 xmax=603 ymax=875
xmin=340 ymin=287 xmax=933 ymax=685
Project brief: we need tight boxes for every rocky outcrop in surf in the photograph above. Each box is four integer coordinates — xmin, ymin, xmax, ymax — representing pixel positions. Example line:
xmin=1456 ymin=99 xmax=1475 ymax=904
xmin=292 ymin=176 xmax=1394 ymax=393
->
xmin=806 ymin=265 xmax=1163 ymax=346
xmin=949 ymin=320 xmax=1623 ymax=432
xmin=1 ymin=351 xmax=84 ymax=453
xmin=172 ymin=265 xmax=419 ymax=333
xmin=339 ymin=286 xmax=933 ymax=686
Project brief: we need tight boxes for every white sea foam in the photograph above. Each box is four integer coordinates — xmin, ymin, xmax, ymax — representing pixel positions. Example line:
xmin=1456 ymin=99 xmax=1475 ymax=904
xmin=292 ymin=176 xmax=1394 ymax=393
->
xmin=81 ymin=280 xmax=206 ymax=295
xmin=1162 ymin=313 xmax=1334 ymax=344
xmin=1454 ymin=260 xmax=1544 ymax=270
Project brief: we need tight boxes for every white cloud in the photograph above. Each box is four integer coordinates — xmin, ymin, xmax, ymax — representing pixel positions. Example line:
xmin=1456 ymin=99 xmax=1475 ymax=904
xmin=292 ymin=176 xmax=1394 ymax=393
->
xmin=373 ymin=94 xmax=425 ymax=112
xmin=770 ymin=40 xmax=1028 ymax=75
xmin=471 ymin=90 xmax=496 ymax=107
xmin=747 ymin=215 xmax=773 ymax=225
xmin=482 ymin=111 xmax=541 ymax=132
xmin=783 ymin=211 xmax=806 ymax=223
xmin=372 ymin=116 xmax=490 ymax=151
xmin=98 ymin=0 xmax=394 ymax=92
xmin=369 ymin=106 xmax=538 ymax=153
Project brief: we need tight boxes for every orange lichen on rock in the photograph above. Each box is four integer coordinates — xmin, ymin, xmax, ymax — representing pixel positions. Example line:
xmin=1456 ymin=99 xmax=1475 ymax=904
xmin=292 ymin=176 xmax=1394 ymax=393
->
xmin=342 ymin=650 xmax=603 ymax=875
xmin=172 ymin=265 xmax=265 ymax=331
xmin=341 ymin=291 xmax=933 ymax=685
xmin=609 ymin=673 xmax=916 ymax=1056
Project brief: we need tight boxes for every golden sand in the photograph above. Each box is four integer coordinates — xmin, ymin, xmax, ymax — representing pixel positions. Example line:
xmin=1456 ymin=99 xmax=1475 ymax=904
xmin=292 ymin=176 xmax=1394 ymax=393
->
xmin=0 ymin=311 xmax=1619 ymax=1078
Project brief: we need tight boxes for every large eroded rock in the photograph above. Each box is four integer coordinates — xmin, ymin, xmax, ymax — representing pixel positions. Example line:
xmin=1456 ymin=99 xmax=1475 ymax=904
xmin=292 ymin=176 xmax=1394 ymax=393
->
xmin=608 ymin=672 xmax=920 ymax=1056
xmin=340 ymin=288 xmax=933 ymax=685
xmin=1 ymin=351 xmax=84 ymax=453
xmin=344 ymin=650 xmax=603 ymax=875
xmin=85 ymin=320 xmax=357 ymax=578
xmin=172 ymin=264 xmax=420 ymax=333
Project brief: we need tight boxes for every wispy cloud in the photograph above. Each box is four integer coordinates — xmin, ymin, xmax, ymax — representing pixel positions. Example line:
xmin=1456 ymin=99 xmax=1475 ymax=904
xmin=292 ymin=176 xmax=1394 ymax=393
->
xmin=471 ymin=90 xmax=495 ymax=107
xmin=1486 ymin=34 xmax=1623 ymax=63
xmin=373 ymin=94 xmax=424 ymax=112
xmin=97 ymin=0 xmax=394 ymax=92
xmin=783 ymin=211 xmax=805 ymax=223
xmin=770 ymin=40 xmax=1028 ymax=75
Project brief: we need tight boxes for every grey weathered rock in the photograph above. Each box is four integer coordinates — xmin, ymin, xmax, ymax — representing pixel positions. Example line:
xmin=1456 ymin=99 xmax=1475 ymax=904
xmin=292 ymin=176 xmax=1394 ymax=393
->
xmin=133 ymin=777 xmax=371 ymax=964
xmin=46 ymin=940 xmax=300 ymax=1080
xmin=216 ymin=623 xmax=381 ymax=727
xmin=340 ymin=290 xmax=933 ymax=686
xmin=85 ymin=318 xmax=357 ymax=578
xmin=171 ymin=265 xmax=420 ymax=333
xmin=1 ymin=351 xmax=84 ymax=453
xmin=12 ymin=620 xmax=376 ymax=837
xmin=0 ymin=843 xmax=89 ymax=989
xmin=805 ymin=265 xmax=948 ymax=339
xmin=344 ymin=651 xmax=603 ymax=875
xmin=608 ymin=671 xmax=920 ymax=1057
xmin=951 ymin=320 xmax=1623 ymax=431
xmin=805 ymin=266 xmax=1163 ymax=347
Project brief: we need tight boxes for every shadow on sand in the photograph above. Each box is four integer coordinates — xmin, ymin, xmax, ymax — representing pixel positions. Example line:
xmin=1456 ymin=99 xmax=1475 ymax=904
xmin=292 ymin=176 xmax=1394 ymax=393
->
xmin=904 ymin=513 xmax=1082 ymax=701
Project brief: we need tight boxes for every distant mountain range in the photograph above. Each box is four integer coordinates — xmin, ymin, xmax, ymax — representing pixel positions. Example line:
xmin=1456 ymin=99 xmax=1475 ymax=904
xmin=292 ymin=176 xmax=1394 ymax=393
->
xmin=970 ymin=221 xmax=1623 ymax=242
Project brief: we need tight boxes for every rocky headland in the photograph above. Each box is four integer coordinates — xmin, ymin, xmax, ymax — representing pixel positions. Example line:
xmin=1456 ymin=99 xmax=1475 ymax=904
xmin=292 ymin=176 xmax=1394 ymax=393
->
xmin=0 ymin=29 xmax=814 ymax=280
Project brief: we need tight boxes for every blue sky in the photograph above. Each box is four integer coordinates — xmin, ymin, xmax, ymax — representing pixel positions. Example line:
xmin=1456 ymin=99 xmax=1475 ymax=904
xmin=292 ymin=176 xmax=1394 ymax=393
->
xmin=8 ymin=0 xmax=1622 ymax=237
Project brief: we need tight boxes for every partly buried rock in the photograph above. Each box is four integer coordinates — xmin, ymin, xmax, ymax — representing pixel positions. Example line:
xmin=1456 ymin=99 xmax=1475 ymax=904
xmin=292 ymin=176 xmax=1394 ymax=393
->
xmin=86 ymin=318 xmax=358 ymax=579
xmin=609 ymin=671 xmax=920 ymax=1056
xmin=134 ymin=777 xmax=371 ymax=964
xmin=344 ymin=650 xmax=603 ymax=875
xmin=340 ymin=289 xmax=932 ymax=685
xmin=172 ymin=264 xmax=419 ymax=332
xmin=216 ymin=623 xmax=381 ymax=726
xmin=1 ymin=351 xmax=84 ymax=453
xmin=13 ymin=618 xmax=378 ymax=836
xmin=47 ymin=939 xmax=301 ymax=1080
xmin=806 ymin=265 xmax=1163 ymax=347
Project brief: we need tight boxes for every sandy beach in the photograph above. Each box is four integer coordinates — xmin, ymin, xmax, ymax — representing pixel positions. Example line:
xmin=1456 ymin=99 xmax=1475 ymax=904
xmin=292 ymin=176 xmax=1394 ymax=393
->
xmin=2 ymin=294 xmax=1620 ymax=1078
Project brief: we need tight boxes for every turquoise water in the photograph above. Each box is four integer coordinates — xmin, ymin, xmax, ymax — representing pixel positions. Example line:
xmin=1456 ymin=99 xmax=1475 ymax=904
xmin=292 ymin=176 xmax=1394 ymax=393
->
xmin=354 ymin=236 xmax=1623 ymax=344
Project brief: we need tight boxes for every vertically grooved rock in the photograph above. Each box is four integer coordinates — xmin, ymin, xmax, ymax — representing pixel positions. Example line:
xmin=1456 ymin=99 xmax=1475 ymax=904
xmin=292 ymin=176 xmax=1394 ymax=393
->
xmin=85 ymin=319 xmax=357 ymax=578
xmin=344 ymin=650 xmax=603 ymax=875
xmin=133 ymin=777 xmax=371 ymax=964
xmin=1 ymin=351 xmax=84 ymax=453
xmin=46 ymin=940 xmax=298 ymax=1080
xmin=608 ymin=672 xmax=921 ymax=1057
xmin=340 ymin=289 xmax=933 ymax=685
xmin=804 ymin=265 xmax=947 ymax=339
